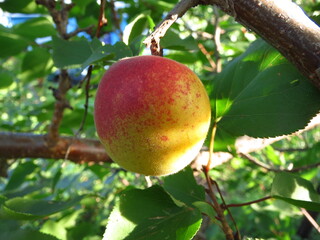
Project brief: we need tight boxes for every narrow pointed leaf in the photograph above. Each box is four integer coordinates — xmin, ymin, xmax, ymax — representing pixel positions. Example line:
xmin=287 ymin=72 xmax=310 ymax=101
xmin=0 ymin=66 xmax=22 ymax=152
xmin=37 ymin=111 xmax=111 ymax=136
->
xmin=0 ymin=196 xmax=83 ymax=220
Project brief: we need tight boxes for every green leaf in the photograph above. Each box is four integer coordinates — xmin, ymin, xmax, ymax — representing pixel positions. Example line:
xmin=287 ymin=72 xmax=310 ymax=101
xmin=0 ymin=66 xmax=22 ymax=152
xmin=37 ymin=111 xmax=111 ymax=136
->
xmin=40 ymin=220 xmax=67 ymax=240
xmin=13 ymin=17 xmax=55 ymax=40
xmin=271 ymin=172 xmax=320 ymax=211
xmin=81 ymin=41 xmax=132 ymax=68
xmin=5 ymin=161 xmax=38 ymax=191
xmin=0 ymin=195 xmax=7 ymax=206
xmin=103 ymin=185 xmax=202 ymax=240
xmin=0 ymin=196 xmax=83 ymax=220
xmin=193 ymin=201 xmax=217 ymax=222
xmin=128 ymin=35 xmax=146 ymax=56
xmin=0 ymin=228 xmax=59 ymax=240
xmin=123 ymin=12 xmax=154 ymax=45
xmin=161 ymin=28 xmax=198 ymax=51
xmin=52 ymin=36 xmax=93 ymax=68
xmin=145 ymin=0 xmax=175 ymax=11
xmin=53 ymin=37 xmax=132 ymax=69
xmin=163 ymin=166 xmax=205 ymax=206
xmin=0 ymin=0 xmax=33 ymax=13
xmin=0 ymin=31 xmax=29 ymax=58
xmin=167 ymin=51 xmax=198 ymax=64
xmin=81 ymin=44 xmax=114 ymax=68
xmin=211 ymin=39 xmax=320 ymax=138
xmin=0 ymin=70 xmax=14 ymax=89
xmin=19 ymin=47 xmax=53 ymax=81
xmin=112 ymin=41 xmax=133 ymax=60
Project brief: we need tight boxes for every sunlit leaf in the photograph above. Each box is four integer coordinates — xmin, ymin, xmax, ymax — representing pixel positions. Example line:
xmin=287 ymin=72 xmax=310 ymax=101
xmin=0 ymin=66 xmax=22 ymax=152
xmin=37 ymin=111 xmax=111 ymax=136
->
xmin=13 ymin=17 xmax=55 ymax=40
xmin=123 ymin=12 xmax=154 ymax=45
xmin=0 ymin=196 xmax=84 ymax=220
xmin=271 ymin=172 xmax=320 ymax=212
xmin=40 ymin=220 xmax=67 ymax=240
xmin=211 ymin=39 xmax=320 ymax=139
xmin=103 ymin=185 xmax=202 ymax=240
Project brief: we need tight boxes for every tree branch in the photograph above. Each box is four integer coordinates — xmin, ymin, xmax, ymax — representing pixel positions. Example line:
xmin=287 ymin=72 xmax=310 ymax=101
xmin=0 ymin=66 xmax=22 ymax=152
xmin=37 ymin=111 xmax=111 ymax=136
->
xmin=143 ymin=0 xmax=202 ymax=55
xmin=46 ymin=69 xmax=72 ymax=145
xmin=0 ymin=132 xmax=110 ymax=164
xmin=239 ymin=152 xmax=320 ymax=173
xmin=223 ymin=0 xmax=320 ymax=90
xmin=35 ymin=0 xmax=74 ymax=39
xmin=225 ymin=196 xmax=272 ymax=208
xmin=145 ymin=0 xmax=320 ymax=89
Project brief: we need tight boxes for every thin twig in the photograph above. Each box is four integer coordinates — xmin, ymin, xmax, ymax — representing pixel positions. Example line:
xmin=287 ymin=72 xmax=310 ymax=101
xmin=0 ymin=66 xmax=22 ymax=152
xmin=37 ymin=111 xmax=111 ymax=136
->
xmin=46 ymin=70 xmax=72 ymax=145
xmin=198 ymin=43 xmax=217 ymax=71
xmin=143 ymin=0 xmax=201 ymax=55
xmin=110 ymin=0 xmax=123 ymax=40
xmin=203 ymin=168 xmax=234 ymax=240
xmin=211 ymin=180 xmax=241 ymax=239
xmin=225 ymin=196 xmax=273 ymax=208
xmin=36 ymin=0 xmax=75 ymax=144
xmin=240 ymin=152 xmax=320 ymax=173
xmin=75 ymin=65 xmax=93 ymax=136
xmin=65 ymin=25 xmax=95 ymax=39
xmin=300 ymin=208 xmax=320 ymax=233
xmin=36 ymin=0 xmax=74 ymax=39
xmin=97 ymin=0 xmax=108 ymax=37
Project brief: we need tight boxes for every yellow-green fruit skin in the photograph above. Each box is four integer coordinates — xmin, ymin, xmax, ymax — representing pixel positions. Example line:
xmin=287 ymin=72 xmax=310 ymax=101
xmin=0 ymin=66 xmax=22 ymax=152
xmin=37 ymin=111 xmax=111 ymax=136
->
xmin=94 ymin=55 xmax=211 ymax=176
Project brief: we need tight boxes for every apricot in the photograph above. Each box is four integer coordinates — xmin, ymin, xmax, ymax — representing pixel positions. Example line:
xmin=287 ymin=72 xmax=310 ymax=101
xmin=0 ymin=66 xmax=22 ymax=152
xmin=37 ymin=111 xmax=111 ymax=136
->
xmin=94 ymin=55 xmax=211 ymax=176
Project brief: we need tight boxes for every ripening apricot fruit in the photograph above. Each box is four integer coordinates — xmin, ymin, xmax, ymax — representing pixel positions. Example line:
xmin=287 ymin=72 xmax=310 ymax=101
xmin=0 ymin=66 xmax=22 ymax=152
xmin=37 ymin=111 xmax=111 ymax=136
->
xmin=94 ymin=55 xmax=211 ymax=176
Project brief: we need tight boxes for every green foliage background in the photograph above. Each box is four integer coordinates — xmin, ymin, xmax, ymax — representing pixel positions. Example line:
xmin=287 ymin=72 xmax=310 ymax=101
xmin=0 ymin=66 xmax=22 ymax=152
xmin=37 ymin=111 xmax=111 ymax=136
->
xmin=0 ymin=0 xmax=320 ymax=239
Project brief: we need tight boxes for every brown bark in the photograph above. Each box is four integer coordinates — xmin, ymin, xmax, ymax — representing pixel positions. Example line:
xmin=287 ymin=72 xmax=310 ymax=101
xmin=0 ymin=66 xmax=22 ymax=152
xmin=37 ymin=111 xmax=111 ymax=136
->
xmin=0 ymin=132 xmax=110 ymax=164
xmin=145 ymin=0 xmax=320 ymax=89
xmin=214 ymin=0 xmax=320 ymax=90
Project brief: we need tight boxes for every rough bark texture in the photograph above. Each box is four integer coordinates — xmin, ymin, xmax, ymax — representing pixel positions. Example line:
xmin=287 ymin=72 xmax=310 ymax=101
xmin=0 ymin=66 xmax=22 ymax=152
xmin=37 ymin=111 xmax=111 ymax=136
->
xmin=0 ymin=132 xmax=110 ymax=164
xmin=216 ymin=0 xmax=320 ymax=90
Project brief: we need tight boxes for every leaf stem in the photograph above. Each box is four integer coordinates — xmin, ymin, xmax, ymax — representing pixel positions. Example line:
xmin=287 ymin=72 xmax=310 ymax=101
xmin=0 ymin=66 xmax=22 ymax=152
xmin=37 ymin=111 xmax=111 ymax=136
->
xmin=206 ymin=121 xmax=217 ymax=172
xmin=204 ymin=121 xmax=235 ymax=240
xmin=225 ymin=196 xmax=272 ymax=208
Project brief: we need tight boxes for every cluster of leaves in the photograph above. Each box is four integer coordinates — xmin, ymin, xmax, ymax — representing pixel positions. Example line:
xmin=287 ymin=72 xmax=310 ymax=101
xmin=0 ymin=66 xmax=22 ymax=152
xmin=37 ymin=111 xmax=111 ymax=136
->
xmin=0 ymin=0 xmax=320 ymax=239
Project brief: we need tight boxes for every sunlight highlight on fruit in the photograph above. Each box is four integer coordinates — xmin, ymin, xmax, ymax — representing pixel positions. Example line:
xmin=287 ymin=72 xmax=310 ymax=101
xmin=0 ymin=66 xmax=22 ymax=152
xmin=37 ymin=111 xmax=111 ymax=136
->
xmin=94 ymin=55 xmax=211 ymax=176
